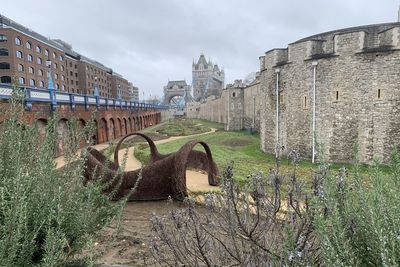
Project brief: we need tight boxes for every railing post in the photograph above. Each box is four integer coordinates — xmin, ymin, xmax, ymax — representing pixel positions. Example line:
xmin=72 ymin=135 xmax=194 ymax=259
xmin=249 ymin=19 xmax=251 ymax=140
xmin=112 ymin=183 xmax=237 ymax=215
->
xmin=25 ymin=88 xmax=32 ymax=111
xmin=70 ymin=94 xmax=75 ymax=111
xmin=84 ymin=95 xmax=89 ymax=111
xmin=96 ymin=96 xmax=100 ymax=111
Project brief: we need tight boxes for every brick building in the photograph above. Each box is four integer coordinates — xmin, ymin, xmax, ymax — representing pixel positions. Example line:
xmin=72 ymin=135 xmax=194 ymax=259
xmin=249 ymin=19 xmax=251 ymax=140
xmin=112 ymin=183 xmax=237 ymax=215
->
xmin=0 ymin=14 xmax=135 ymax=100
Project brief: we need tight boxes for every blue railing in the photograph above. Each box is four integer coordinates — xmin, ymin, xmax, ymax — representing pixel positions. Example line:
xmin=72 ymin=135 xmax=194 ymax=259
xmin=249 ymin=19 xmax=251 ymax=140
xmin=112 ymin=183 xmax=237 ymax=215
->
xmin=0 ymin=83 xmax=170 ymax=111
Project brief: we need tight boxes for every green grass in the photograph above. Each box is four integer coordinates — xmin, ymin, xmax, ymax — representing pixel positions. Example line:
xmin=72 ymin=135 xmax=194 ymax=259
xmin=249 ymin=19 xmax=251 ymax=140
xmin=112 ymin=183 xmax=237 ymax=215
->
xmin=143 ymin=118 xmax=212 ymax=136
xmin=133 ymin=119 xmax=391 ymax=185
xmin=134 ymin=127 xmax=314 ymax=183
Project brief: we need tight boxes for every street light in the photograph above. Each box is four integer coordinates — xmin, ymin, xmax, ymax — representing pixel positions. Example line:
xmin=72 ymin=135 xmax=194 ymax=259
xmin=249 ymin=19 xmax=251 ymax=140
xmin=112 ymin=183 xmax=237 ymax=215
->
xmin=93 ymin=76 xmax=99 ymax=97
xmin=117 ymin=84 xmax=122 ymax=100
xmin=46 ymin=60 xmax=54 ymax=90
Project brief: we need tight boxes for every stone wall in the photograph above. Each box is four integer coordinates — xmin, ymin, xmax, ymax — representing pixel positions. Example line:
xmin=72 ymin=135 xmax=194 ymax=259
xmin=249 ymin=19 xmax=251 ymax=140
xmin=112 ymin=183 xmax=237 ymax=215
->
xmin=186 ymin=78 xmax=261 ymax=132
xmin=259 ymin=23 xmax=400 ymax=163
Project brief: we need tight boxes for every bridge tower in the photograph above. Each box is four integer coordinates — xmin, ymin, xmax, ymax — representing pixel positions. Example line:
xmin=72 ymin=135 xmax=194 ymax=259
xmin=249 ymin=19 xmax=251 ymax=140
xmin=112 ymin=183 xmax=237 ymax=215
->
xmin=192 ymin=54 xmax=225 ymax=102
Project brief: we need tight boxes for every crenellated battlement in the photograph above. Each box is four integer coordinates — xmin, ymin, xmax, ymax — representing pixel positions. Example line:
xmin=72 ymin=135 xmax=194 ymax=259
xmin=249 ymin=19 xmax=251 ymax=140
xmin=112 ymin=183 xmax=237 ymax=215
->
xmin=261 ymin=22 xmax=400 ymax=69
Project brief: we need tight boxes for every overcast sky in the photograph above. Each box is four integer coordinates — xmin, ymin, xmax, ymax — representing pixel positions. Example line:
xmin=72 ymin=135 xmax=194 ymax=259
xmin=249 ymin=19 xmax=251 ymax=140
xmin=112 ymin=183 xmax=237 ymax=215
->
xmin=2 ymin=0 xmax=399 ymax=99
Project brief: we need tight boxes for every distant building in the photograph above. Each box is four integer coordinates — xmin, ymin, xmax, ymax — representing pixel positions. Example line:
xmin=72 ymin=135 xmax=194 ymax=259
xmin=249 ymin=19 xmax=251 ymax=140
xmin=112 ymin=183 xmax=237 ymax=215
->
xmin=129 ymin=82 xmax=139 ymax=101
xmin=192 ymin=54 xmax=224 ymax=101
xmin=0 ymin=14 xmax=133 ymax=100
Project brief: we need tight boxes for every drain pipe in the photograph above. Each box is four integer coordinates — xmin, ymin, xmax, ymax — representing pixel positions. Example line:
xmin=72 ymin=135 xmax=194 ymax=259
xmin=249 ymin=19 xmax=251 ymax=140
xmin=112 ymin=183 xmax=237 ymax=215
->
xmin=275 ymin=68 xmax=280 ymax=157
xmin=312 ymin=61 xmax=318 ymax=163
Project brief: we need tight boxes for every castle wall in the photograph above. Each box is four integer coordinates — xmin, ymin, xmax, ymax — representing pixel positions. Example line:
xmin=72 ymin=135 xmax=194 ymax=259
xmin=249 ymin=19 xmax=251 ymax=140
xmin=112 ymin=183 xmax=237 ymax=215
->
xmin=188 ymin=23 xmax=400 ymax=163
xmin=260 ymin=27 xmax=400 ymax=163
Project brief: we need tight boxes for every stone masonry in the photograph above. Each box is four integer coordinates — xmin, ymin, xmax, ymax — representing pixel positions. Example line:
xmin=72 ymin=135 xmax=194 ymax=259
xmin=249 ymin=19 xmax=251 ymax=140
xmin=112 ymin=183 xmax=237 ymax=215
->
xmin=187 ymin=22 xmax=400 ymax=164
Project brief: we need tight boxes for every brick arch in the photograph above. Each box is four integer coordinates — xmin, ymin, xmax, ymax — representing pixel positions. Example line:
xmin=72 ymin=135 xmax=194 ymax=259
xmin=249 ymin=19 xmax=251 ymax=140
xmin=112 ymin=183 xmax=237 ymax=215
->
xmin=128 ymin=117 xmax=132 ymax=133
xmin=109 ymin=118 xmax=116 ymax=140
xmin=57 ymin=118 xmax=69 ymax=156
xmin=123 ymin=117 xmax=128 ymax=136
xmin=35 ymin=118 xmax=47 ymax=140
xmin=78 ymin=119 xmax=86 ymax=147
xmin=99 ymin=118 xmax=108 ymax=143
xmin=117 ymin=117 xmax=122 ymax=138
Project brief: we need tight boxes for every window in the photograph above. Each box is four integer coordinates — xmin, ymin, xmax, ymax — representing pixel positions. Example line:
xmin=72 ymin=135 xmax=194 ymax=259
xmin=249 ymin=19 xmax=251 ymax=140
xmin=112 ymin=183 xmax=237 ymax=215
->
xmin=29 ymin=79 xmax=35 ymax=86
xmin=61 ymin=75 xmax=65 ymax=81
xmin=15 ymin=37 xmax=21 ymax=45
xmin=38 ymin=69 xmax=43 ymax=76
xmin=44 ymin=49 xmax=49 ymax=57
xmin=53 ymin=63 xmax=57 ymax=69
xmin=75 ymin=81 xmax=78 ymax=86
xmin=26 ymin=41 xmax=32 ymax=49
xmin=69 ymin=62 xmax=72 ymax=68
xmin=39 ymin=80 xmax=44 ymax=87
xmin=62 ymin=85 xmax=65 ymax=91
xmin=279 ymin=92 xmax=284 ymax=104
xmin=75 ymin=73 xmax=77 ymax=77
xmin=27 ymin=54 xmax=33 ymax=62
xmin=70 ymin=80 xmax=74 ymax=85
xmin=0 ymin=48 xmax=9 ymax=56
xmin=59 ymin=55 xmax=64 ymax=61
xmin=335 ymin=91 xmax=339 ymax=101
xmin=86 ymin=66 xmax=89 ymax=71
xmin=56 ymin=83 xmax=59 ymax=89
xmin=0 ymin=34 xmax=7 ymax=42
xmin=36 ymin=57 xmax=42 ymax=65
xmin=54 ymin=73 xmax=58 ymax=79
xmin=74 ymin=64 xmax=77 ymax=69
xmin=28 ymin=66 xmax=34 ymax=74
xmin=60 ymin=65 xmax=64 ymax=71
xmin=0 ymin=76 xmax=11 ymax=83
xmin=70 ymin=71 xmax=73 ymax=76
xmin=303 ymin=96 xmax=308 ymax=109
xmin=377 ymin=89 xmax=382 ymax=100
xmin=17 ymin=64 xmax=24 ymax=72
xmin=52 ymin=52 xmax=56 ymax=59
xmin=232 ymin=92 xmax=236 ymax=97
xmin=18 ymin=77 xmax=25 ymax=85
xmin=16 ymin=51 xmax=23 ymax=58
xmin=0 ymin=62 xmax=10 ymax=69
xmin=36 ymin=46 xmax=41 ymax=53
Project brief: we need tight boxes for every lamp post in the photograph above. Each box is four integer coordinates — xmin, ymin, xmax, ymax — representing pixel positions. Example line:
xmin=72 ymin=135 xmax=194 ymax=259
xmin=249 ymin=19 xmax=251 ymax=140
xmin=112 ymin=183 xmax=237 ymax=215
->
xmin=94 ymin=76 xmax=100 ymax=110
xmin=46 ymin=59 xmax=57 ymax=111
xmin=93 ymin=76 xmax=99 ymax=97
xmin=117 ymin=84 xmax=122 ymax=100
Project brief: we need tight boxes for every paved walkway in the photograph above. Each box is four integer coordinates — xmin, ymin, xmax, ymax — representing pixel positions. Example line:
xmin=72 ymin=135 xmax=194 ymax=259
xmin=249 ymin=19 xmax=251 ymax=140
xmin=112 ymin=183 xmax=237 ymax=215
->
xmin=55 ymin=127 xmax=219 ymax=193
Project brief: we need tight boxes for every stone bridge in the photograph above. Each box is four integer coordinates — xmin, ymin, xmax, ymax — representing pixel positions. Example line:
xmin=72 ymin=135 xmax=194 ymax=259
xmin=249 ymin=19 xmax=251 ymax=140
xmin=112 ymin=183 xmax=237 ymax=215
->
xmin=0 ymin=84 xmax=171 ymax=155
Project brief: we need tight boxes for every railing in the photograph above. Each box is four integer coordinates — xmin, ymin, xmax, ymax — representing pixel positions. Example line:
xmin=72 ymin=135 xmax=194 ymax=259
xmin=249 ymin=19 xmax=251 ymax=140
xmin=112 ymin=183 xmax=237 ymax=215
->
xmin=0 ymin=83 xmax=170 ymax=111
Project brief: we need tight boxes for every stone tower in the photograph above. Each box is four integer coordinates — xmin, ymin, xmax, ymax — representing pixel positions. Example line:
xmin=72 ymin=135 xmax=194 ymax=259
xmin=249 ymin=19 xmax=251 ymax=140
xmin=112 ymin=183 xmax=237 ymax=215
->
xmin=192 ymin=54 xmax=225 ymax=101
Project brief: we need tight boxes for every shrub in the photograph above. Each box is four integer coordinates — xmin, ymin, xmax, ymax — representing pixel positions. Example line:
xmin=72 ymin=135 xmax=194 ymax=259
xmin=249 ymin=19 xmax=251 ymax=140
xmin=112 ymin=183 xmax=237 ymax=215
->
xmin=0 ymin=90 xmax=124 ymax=266
xmin=150 ymin=152 xmax=318 ymax=266
xmin=150 ymin=147 xmax=400 ymax=266
xmin=313 ymin=153 xmax=400 ymax=266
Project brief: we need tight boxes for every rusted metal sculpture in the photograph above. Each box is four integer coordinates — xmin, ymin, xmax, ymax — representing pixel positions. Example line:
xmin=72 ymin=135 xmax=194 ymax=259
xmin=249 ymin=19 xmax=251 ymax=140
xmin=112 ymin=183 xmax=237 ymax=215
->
xmin=83 ymin=133 xmax=219 ymax=201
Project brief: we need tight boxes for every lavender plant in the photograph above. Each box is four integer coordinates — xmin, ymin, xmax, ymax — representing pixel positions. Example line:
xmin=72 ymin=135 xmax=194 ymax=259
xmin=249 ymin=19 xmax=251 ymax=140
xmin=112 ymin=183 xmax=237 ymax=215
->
xmin=0 ymin=88 xmax=124 ymax=266
xmin=150 ymin=152 xmax=318 ymax=266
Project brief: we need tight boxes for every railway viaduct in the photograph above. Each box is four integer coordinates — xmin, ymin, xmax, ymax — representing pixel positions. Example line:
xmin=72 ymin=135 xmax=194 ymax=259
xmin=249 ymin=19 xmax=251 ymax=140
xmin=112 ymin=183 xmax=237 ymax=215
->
xmin=0 ymin=84 xmax=172 ymax=154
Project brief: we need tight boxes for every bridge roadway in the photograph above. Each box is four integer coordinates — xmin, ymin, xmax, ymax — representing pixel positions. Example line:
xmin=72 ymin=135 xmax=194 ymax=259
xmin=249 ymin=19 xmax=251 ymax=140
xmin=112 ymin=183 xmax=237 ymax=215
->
xmin=0 ymin=84 xmax=170 ymax=155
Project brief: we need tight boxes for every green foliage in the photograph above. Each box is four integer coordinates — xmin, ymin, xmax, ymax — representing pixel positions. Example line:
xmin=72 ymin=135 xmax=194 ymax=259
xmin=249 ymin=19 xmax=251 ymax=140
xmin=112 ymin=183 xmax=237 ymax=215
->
xmin=0 ymin=90 xmax=123 ymax=266
xmin=313 ymin=153 xmax=400 ymax=266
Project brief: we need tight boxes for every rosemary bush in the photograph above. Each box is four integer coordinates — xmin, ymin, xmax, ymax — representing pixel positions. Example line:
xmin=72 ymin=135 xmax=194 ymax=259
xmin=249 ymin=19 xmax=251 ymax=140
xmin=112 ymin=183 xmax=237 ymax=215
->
xmin=0 ymin=91 xmax=123 ymax=266
xmin=150 ymin=147 xmax=400 ymax=266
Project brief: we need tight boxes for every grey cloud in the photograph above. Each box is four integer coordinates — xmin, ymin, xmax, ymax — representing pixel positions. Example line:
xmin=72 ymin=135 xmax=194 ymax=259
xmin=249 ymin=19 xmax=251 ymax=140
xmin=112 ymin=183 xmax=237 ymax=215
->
xmin=2 ymin=0 xmax=400 ymax=97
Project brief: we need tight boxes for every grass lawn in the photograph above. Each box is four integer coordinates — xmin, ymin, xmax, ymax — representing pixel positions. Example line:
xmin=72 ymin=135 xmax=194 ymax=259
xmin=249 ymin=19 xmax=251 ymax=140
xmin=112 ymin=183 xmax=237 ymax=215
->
xmin=134 ymin=119 xmax=317 ymax=183
xmin=103 ymin=118 xmax=388 ymax=186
